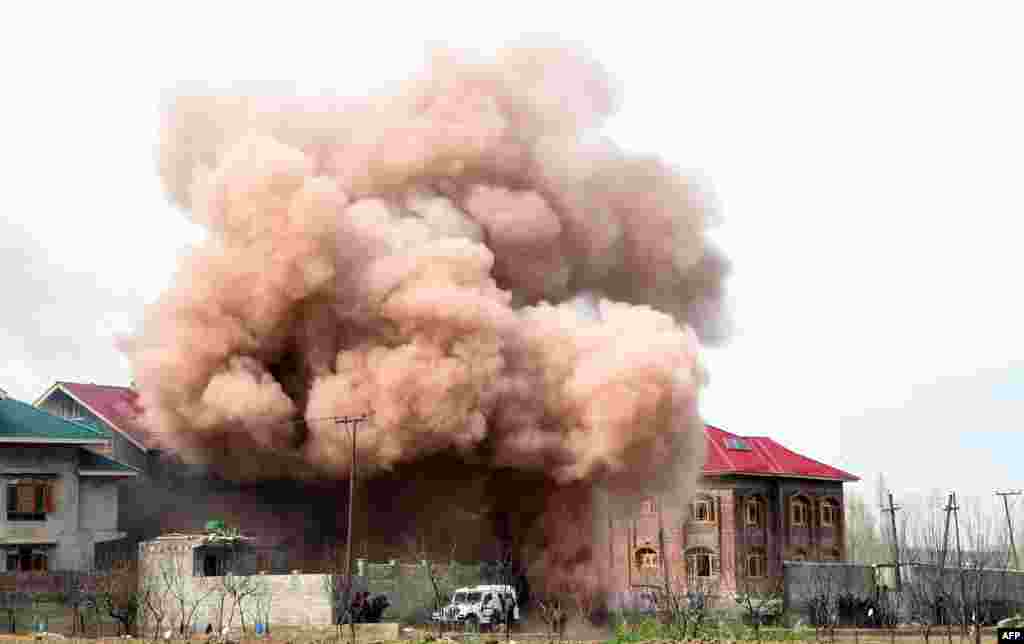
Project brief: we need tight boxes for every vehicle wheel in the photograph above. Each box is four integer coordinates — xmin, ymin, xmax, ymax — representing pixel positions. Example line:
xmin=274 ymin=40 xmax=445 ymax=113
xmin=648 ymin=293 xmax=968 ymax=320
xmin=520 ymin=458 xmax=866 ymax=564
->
xmin=463 ymin=615 xmax=479 ymax=633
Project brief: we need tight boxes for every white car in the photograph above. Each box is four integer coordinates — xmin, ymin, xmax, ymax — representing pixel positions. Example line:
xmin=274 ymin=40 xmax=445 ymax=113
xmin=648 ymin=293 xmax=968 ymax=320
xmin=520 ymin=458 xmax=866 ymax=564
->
xmin=431 ymin=584 xmax=520 ymax=629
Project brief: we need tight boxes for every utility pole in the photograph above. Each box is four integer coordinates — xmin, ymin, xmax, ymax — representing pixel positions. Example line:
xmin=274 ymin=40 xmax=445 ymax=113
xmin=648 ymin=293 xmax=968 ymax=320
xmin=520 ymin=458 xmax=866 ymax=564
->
xmin=950 ymin=492 xmax=966 ymax=635
xmin=881 ymin=493 xmax=903 ymax=590
xmin=939 ymin=493 xmax=953 ymax=573
xmin=995 ymin=490 xmax=1021 ymax=570
xmin=337 ymin=412 xmax=371 ymax=630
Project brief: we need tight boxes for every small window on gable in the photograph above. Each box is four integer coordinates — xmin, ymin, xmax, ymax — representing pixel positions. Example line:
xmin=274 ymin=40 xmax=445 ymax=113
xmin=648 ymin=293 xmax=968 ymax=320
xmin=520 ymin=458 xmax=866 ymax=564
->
xmin=726 ymin=437 xmax=752 ymax=451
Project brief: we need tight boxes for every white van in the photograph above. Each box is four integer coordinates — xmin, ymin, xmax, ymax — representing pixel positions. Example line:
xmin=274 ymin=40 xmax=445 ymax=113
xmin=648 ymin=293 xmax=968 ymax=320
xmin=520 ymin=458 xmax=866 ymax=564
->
xmin=431 ymin=584 xmax=520 ymax=628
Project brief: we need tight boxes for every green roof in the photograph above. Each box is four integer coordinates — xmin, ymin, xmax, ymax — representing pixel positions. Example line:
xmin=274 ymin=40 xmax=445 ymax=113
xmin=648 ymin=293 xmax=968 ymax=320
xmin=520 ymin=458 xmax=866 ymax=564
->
xmin=0 ymin=396 xmax=108 ymax=443
xmin=74 ymin=416 xmax=113 ymax=438
xmin=78 ymin=449 xmax=138 ymax=474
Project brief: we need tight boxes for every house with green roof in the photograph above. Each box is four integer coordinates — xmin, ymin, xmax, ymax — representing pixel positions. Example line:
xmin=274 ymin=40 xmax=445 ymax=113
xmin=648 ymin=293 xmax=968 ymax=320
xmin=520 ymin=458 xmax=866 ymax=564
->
xmin=1 ymin=391 xmax=137 ymax=572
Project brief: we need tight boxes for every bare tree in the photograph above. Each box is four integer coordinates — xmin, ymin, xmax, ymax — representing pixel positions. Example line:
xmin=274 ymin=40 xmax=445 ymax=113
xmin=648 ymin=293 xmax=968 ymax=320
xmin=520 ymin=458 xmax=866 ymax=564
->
xmin=734 ymin=562 xmax=784 ymax=642
xmin=405 ymin=533 xmax=460 ymax=637
xmin=251 ymin=576 xmax=274 ymax=637
xmin=94 ymin=557 xmax=142 ymax=636
xmin=536 ymin=596 xmax=568 ymax=644
xmin=140 ymin=562 xmax=173 ymax=642
xmin=959 ymin=496 xmax=1005 ymax=644
xmin=846 ymin=491 xmax=888 ymax=565
xmin=160 ymin=551 xmax=217 ymax=637
xmin=805 ymin=564 xmax=841 ymax=644
xmin=221 ymin=571 xmax=261 ymax=637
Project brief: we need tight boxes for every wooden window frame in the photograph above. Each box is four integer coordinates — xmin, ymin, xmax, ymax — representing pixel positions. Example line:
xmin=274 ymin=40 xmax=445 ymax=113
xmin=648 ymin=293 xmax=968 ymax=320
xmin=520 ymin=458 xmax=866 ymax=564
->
xmin=791 ymin=497 xmax=810 ymax=527
xmin=745 ymin=498 xmax=763 ymax=527
xmin=5 ymin=482 xmax=53 ymax=522
xmin=745 ymin=551 xmax=766 ymax=578
xmin=693 ymin=497 xmax=717 ymax=524
xmin=821 ymin=499 xmax=838 ymax=527
xmin=686 ymin=548 xmax=720 ymax=579
xmin=635 ymin=547 xmax=660 ymax=570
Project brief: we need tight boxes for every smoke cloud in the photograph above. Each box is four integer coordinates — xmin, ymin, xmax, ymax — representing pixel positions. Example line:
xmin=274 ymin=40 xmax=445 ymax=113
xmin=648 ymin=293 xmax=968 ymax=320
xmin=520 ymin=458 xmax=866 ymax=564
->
xmin=124 ymin=39 xmax=728 ymax=592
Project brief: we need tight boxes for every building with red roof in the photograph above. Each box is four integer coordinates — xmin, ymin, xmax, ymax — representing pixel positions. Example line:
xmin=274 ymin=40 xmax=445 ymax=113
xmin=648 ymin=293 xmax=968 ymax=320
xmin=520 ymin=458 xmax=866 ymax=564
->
xmin=607 ymin=424 xmax=858 ymax=600
xmin=32 ymin=382 xmax=858 ymax=595
xmin=34 ymin=382 xmax=154 ymax=473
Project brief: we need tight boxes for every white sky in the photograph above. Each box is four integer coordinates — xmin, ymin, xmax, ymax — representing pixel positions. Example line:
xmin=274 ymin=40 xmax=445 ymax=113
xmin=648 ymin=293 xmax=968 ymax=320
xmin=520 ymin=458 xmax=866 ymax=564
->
xmin=1 ymin=2 xmax=1021 ymax=514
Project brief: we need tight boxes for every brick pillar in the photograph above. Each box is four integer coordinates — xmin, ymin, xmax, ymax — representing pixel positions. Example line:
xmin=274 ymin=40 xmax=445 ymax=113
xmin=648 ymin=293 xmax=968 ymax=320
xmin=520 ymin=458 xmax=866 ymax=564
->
xmin=719 ymin=492 xmax=736 ymax=593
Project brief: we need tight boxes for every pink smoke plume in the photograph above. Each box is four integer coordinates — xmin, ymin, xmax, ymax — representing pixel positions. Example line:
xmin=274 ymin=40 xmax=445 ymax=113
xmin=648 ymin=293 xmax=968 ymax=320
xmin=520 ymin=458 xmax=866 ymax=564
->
xmin=125 ymin=39 xmax=728 ymax=591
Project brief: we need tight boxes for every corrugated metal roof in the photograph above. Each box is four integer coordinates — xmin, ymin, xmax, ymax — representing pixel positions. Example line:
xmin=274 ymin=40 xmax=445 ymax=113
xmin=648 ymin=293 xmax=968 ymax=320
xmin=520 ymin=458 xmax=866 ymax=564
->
xmin=703 ymin=424 xmax=859 ymax=482
xmin=78 ymin=449 xmax=139 ymax=474
xmin=0 ymin=396 xmax=108 ymax=443
xmin=54 ymin=382 xmax=156 ymax=449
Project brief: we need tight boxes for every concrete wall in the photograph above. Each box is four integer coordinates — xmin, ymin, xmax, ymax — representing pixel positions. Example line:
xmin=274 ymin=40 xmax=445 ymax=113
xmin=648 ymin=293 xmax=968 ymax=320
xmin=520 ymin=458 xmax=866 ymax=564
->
xmin=0 ymin=446 xmax=122 ymax=571
xmin=80 ymin=479 xmax=118 ymax=533
xmin=139 ymin=538 xmax=497 ymax=629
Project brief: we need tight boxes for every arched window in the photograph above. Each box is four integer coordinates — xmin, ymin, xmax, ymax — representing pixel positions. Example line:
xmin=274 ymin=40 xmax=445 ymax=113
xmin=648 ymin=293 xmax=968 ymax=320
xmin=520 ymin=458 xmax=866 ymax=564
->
xmin=820 ymin=498 xmax=840 ymax=527
xmin=692 ymin=495 xmax=717 ymax=523
xmin=635 ymin=547 xmax=660 ymax=570
xmin=745 ymin=496 xmax=765 ymax=527
xmin=744 ymin=549 xmax=767 ymax=578
xmin=686 ymin=547 xmax=719 ymax=579
xmin=791 ymin=495 xmax=811 ymax=527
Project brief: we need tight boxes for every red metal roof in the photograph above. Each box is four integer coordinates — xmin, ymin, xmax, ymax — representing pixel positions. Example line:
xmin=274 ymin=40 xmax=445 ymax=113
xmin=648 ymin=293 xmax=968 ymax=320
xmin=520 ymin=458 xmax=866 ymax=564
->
xmin=702 ymin=424 xmax=858 ymax=481
xmin=57 ymin=381 xmax=156 ymax=450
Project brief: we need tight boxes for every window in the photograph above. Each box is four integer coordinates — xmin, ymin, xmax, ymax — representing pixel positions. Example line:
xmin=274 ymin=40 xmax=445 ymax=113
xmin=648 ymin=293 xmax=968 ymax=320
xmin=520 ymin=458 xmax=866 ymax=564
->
xmin=5 ymin=481 xmax=54 ymax=521
xmin=790 ymin=549 xmax=807 ymax=562
xmin=4 ymin=547 xmax=49 ymax=572
xmin=686 ymin=548 xmax=719 ymax=579
xmin=693 ymin=497 xmax=717 ymax=523
xmin=821 ymin=499 xmax=839 ymax=527
xmin=745 ymin=498 xmax=764 ymax=527
xmin=822 ymin=548 xmax=841 ymax=562
xmin=726 ymin=437 xmax=752 ymax=451
xmin=203 ymin=554 xmax=220 ymax=577
xmin=635 ymin=547 xmax=660 ymax=570
xmin=640 ymin=497 xmax=656 ymax=514
xmin=745 ymin=550 xmax=767 ymax=578
xmin=791 ymin=496 xmax=810 ymax=527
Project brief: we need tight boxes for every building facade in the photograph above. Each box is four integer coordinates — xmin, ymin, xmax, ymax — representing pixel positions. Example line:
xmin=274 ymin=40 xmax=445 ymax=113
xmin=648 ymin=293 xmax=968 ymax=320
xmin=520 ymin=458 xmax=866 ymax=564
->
xmin=604 ymin=425 xmax=857 ymax=601
xmin=1 ymin=391 xmax=137 ymax=571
